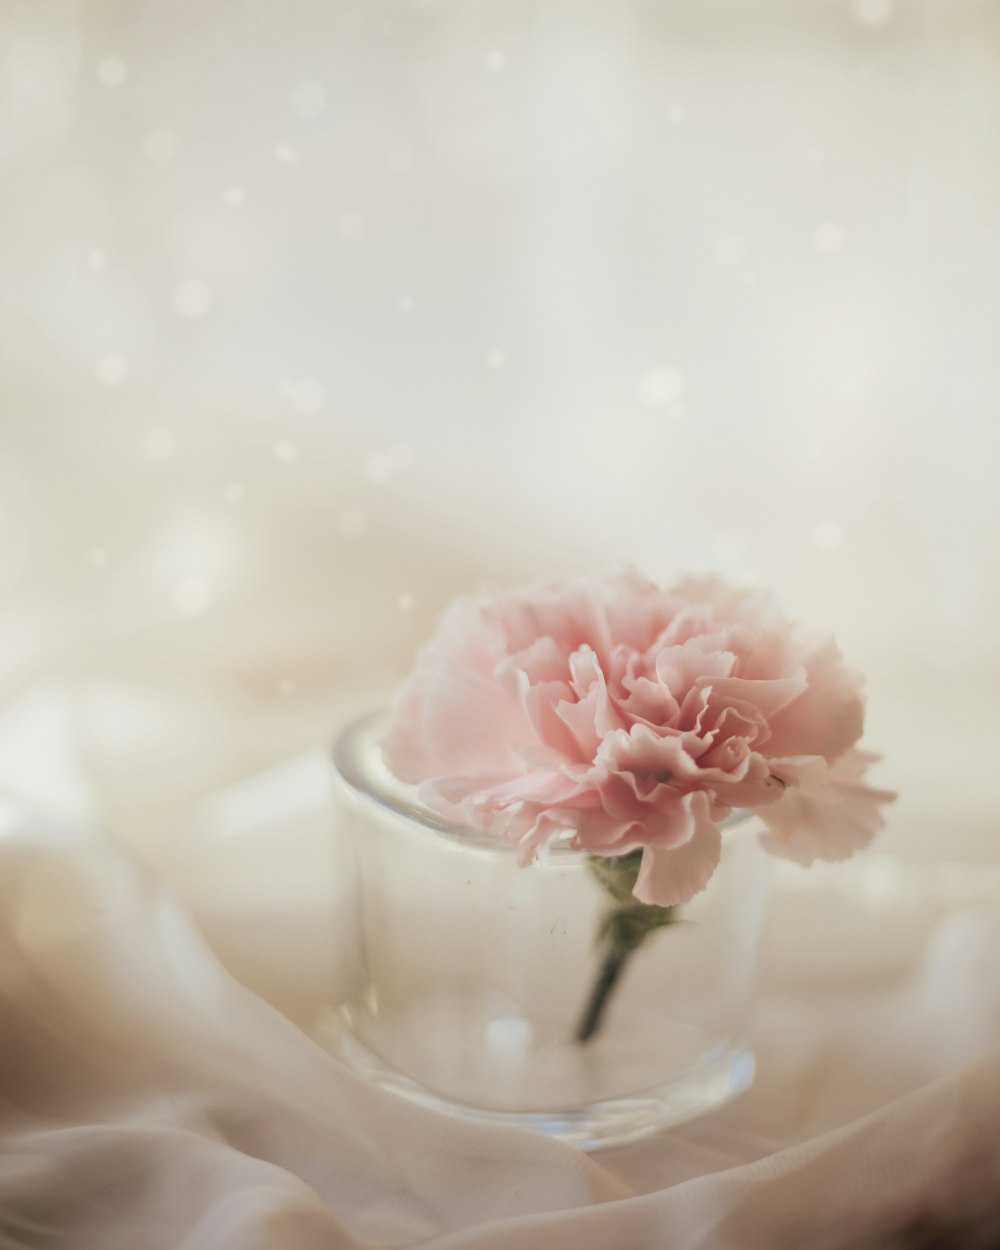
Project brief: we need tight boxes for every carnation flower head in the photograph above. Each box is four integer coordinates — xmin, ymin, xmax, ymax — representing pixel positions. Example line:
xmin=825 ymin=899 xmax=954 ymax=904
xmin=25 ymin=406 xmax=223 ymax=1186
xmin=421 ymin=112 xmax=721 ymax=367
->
xmin=383 ymin=570 xmax=893 ymax=908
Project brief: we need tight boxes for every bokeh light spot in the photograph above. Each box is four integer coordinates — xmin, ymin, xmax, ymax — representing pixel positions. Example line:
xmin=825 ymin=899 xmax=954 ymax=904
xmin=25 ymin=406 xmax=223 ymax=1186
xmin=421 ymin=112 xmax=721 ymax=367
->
xmin=273 ymin=440 xmax=300 ymax=464
xmin=173 ymin=578 xmax=211 ymax=617
xmin=290 ymin=81 xmax=326 ymax=118
xmin=712 ymin=234 xmax=745 ymax=268
xmin=637 ymin=366 xmax=685 ymax=409
xmin=814 ymin=223 xmax=845 ymax=253
xmin=813 ymin=520 xmax=845 ymax=550
xmin=143 ymin=129 xmax=177 ymax=163
xmin=364 ymin=453 xmax=394 ymax=484
xmin=96 ymin=56 xmax=127 ymax=88
xmin=173 ymin=279 xmax=212 ymax=319
xmin=96 ymin=353 xmax=127 ymax=386
xmin=144 ymin=427 xmax=178 ymax=462
xmin=273 ymin=143 xmax=300 ymax=166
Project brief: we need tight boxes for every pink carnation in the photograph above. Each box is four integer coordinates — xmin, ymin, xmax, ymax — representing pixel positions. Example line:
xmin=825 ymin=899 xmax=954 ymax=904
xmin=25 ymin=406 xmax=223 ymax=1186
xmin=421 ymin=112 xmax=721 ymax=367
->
xmin=383 ymin=571 xmax=893 ymax=907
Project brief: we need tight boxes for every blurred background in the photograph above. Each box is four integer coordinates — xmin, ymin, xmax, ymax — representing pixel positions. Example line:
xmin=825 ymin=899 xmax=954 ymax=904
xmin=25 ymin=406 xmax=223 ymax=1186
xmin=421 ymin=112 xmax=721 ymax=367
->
xmin=1 ymin=0 xmax=999 ymax=941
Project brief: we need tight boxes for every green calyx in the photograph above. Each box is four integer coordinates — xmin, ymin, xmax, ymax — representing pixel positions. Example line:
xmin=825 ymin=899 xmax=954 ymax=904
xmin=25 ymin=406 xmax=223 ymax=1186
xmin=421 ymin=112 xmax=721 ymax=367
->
xmin=586 ymin=850 xmax=678 ymax=953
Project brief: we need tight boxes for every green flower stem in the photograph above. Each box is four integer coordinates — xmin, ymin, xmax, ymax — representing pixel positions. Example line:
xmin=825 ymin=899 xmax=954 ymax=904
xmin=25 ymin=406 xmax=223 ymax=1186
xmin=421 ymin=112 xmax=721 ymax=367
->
xmin=574 ymin=851 xmax=678 ymax=1044
xmin=575 ymin=943 xmax=630 ymax=1044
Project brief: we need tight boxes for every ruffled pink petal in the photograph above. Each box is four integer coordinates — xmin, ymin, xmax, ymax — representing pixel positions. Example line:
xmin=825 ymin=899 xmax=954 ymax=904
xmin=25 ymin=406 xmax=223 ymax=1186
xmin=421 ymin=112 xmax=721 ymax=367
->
xmin=766 ymin=755 xmax=830 ymax=785
xmin=522 ymin=680 xmax=581 ymax=761
xmin=504 ymin=635 xmax=570 ymax=684
xmin=759 ymin=749 xmax=894 ymax=864
xmin=420 ymin=658 xmax=531 ymax=773
xmin=553 ymin=645 xmax=626 ymax=757
xmin=654 ymin=642 xmax=737 ymax=701
xmin=763 ymin=636 xmax=865 ymax=763
xmin=467 ymin=768 xmax=587 ymax=809
xmin=488 ymin=805 xmax=559 ymax=863
xmin=382 ymin=571 xmax=891 ymax=901
xmin=599 ymin=723 xmax=755 ymax=789
xmin=633 ymin=795 xmax=722 ymax=906
xmin=696 ymin=674 xmax=807 ymax=719
xmin=617 ymin=674 xmax=680 ymax=727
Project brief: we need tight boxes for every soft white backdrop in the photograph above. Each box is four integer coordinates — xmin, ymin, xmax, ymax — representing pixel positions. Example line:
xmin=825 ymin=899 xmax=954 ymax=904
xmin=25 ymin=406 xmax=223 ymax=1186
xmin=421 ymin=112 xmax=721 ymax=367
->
xmin=1 ymin=0 xmax=999 ymax=864
xmin=3 ymin=7 xmax=1000 ymax=1247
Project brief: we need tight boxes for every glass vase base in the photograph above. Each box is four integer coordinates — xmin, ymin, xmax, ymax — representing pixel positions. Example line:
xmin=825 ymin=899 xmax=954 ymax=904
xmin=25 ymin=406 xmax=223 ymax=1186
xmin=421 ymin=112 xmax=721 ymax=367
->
xmin=322 ymin=1016 xmax=755 ymax=1152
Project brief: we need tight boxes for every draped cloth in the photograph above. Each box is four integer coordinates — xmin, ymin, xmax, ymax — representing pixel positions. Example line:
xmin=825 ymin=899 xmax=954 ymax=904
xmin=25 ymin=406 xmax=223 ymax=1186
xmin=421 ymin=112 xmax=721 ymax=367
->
xmin=2 ymin=816 xmax=998 ymax=1250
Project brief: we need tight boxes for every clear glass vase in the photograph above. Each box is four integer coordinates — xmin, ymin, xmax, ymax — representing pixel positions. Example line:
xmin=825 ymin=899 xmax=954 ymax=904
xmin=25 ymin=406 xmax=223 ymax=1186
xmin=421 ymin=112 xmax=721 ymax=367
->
xmin=326 ymin=711 xmax=771 ymax=1150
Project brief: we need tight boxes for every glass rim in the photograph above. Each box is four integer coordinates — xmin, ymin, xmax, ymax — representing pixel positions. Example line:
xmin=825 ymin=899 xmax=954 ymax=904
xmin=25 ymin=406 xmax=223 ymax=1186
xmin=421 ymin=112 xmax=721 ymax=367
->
xmin=333 ymin=709 xmax=506 ymax=850
xmin=332 ymin=708 xmax=754 ymax=855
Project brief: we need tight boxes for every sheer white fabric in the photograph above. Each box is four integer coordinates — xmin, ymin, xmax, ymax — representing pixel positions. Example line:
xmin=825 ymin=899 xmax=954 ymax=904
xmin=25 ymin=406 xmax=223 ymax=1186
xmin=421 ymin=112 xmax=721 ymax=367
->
xmin=2 ymin=814 xmax=998 ymax=1250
